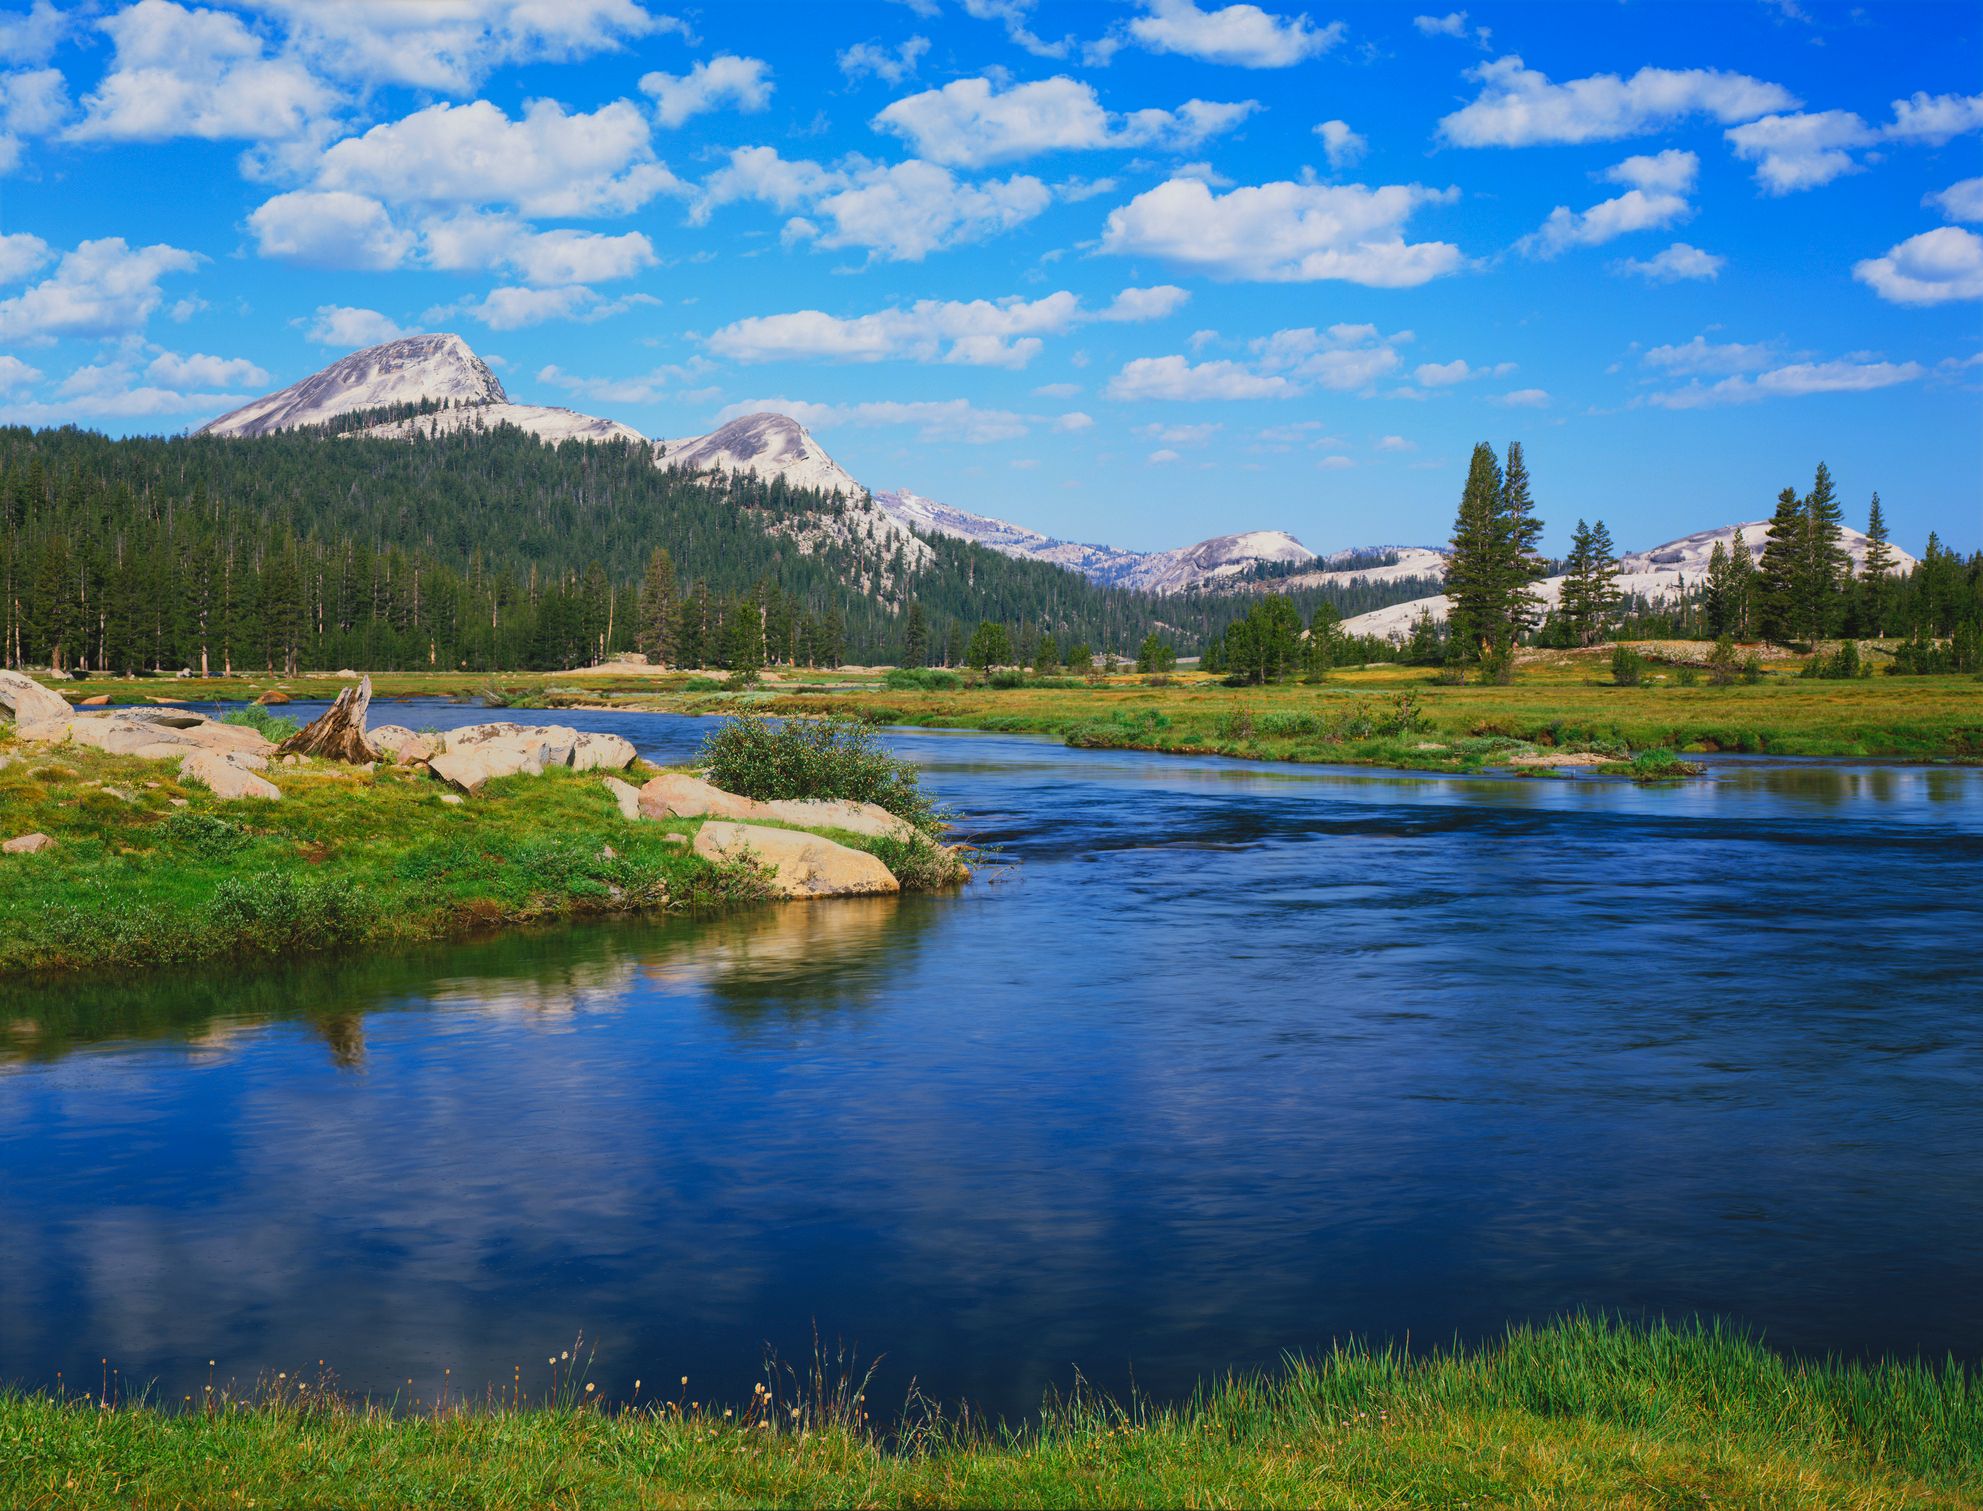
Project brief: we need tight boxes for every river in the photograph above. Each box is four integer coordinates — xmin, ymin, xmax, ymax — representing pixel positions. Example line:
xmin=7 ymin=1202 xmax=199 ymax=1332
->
xmin=2 ymin=701 xmax=1979 ymax=1420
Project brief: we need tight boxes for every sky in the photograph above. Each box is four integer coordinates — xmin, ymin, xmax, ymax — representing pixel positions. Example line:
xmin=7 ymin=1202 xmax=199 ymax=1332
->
xmin=0 ymin=0 xmax=1979 ymax=558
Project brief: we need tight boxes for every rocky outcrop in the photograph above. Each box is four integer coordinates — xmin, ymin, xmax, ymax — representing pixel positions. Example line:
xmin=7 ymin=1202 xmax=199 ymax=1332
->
xmin=3 ymin=832 xmax=56 ymax=854
xmin=571 ymin=732 xmax=637 ymax=772
xmin=633 ymin=772 xmax=909 ymax=838
xmin=0 ymin=669 xmax=70 ymax=727
xmin=78 ymin=694 xmax=111 ymax=706
xmin=16 ymin=709 xmax=273 ymax=760
xmin=757 ymin=798 xmax=912 ymax=840
xmin=693 ymin=821 xmax=900 ymax=899
xmin=429 ymin=740 xmax=553 ymax=794
xmin=180 ymin=750 xmax=281 ymax=800
xmin=636 ymin=772 xmax=763 ymax=821
xmin=601 ymin=776 xmax=641 ymax=821
xmin=368 ymin=725 xmax=437 ymax=763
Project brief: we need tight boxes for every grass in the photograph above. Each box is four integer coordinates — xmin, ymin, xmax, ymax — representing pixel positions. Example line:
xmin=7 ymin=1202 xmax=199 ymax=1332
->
xmin=1 ymin=1318 xmax=1975 ymax=1508
xmin=0 ymin=730 xmax=957 ymax=976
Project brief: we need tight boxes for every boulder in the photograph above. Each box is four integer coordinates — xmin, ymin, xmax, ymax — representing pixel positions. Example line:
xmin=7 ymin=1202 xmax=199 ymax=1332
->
xmin=636 ymin=772 xmax=762 ymax=822
xmin=757 ymin=797 xmax=913 ymax=841
xmin=3 ymin=832 xmax=55 ymax=855
xmin=571 ymin=731 xmax=637 ymax=772
xmin=179 ymin=750 xmax=281 ymax=801
xmin=78 ymin=693 xmax=111 ymax=706
xmin=0 ymin=669 xmax=71 ymax=727
xmin=254 ymin=690 xmax=291 ymax=705
xmin=439 ymin=793 xmax=464 ymax=806
xmin=429 ymin=741 xmax=548 ymax=795
xmin=446 ymin=722 xmax=580 ymax=766
xmin=368 ymin=725 xmax=437 ymax=763
xmin=693 ymin=821 xmax=899 ymax=899
xmin=601 ymin=775 xmax=641 ymax=821
xmin=17 ymin=711 xmax=272 ymax=761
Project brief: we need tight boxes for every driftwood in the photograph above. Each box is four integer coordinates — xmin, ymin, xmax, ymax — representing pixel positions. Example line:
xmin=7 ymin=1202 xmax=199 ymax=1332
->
xmin=277 ymin=675 xmax=379 ymax=763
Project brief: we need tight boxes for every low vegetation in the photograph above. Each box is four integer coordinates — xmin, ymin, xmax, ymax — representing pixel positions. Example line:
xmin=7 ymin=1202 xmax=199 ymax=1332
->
xmin=2 ymin=1318 xmax=1975 ymax=1508
xmin=700 ymin=711 xmax=945 ymax=838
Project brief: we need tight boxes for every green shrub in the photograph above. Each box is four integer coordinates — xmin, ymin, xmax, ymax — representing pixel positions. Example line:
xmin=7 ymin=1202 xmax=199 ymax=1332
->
xmin=882 ymin=667 xmax=961 ymax=691
xmin=156 ymin=810 xmax=249 ymax=860
xmin=684 ymin=676 xmax=722 ymax=691
xmin=1611 ymin=645 xmax=1646 ymax=687
xmin=699 ymin=712 xmax=942 ymax=836
xmin=220 ymin=704 xmax=299 ymax=740
xmin=207 ymin=872 xmax=376 ymax=954
xmin=1802 ymin=641 xmax=1865 ymax=680
xmin=985 ymin=668 xmax=1029 ymax=690
xmin=1675 ymin=665 xmax=1699 ymax=687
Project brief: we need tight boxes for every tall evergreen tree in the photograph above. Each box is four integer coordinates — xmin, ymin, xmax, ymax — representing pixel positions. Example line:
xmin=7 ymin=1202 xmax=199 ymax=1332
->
xmin=1795 ymin=460 xmax=1848 ymax=642
xmin=1726 ymin=527 xmax=1756 ymax=637
xmin=1445 ymin=441 xmax=1508 ymax=661
xmin=1704 ymin=540 xmax=1735 ymax=637
xmin=1559 ymin=518 xmax=1622 ymax=646
xmin=901 ymin=599 xmax=928 ymax=667
xmin=1859 ymin=492 xmax=1896 ymax=638
xmin=1499 ymin=440 xmax=1546 ymax=638
xmin=1756 ymin=487 xmax=1805 ymax=642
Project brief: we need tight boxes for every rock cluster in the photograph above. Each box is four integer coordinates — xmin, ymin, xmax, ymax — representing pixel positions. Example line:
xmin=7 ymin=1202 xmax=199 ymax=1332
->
xmin=634 ymin=772 xmax=912 ymax=840
xmin=422 ymin=723 xmax=638 ymax=794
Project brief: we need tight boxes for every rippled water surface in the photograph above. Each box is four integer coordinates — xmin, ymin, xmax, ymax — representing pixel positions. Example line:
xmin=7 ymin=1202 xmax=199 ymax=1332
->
xmin=3 ymin=701 xmax=1980 ymax=1418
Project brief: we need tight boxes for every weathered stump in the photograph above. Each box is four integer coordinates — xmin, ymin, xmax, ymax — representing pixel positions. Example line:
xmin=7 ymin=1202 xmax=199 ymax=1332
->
xmin=278 ymin=675 xmax=379 ymax=763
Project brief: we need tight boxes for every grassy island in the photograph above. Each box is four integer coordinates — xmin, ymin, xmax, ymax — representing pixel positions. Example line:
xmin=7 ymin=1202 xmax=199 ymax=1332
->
xmin=2 ymin=1319 xmax=1976 ymax=1508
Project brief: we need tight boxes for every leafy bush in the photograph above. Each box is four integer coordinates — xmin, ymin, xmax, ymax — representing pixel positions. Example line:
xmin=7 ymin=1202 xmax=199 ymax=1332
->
xmin=882 ymin=667 xmax=961 ymax=691
xmin=1707 ymin=635 xmax=1740 ymax=686
xmin=863 ymin=833 xmax=969 ymax=892
xmin=1675 ymin=665 xmax=1699 ymax=687
xmin=1381 ymin=691 xmax=1429 ymax=736
xmin=220 ymin=704 xmax=300 ymax=740
xmin=699 ymin=713 xmax=941 ymax=836
xmin=157 ymin=810 xmax=249 ymax=859
xmin=1625 ymin=748 xmax=1697 ymax=782
xmin=684 ymin=676 xmax=722 ymax=691
xmin=1801 ymin=641 xmax=1865 ymax=680
xmin=985 ymin=668 xmax=1030 ymax=689
xmin=1611 ymin=645 xmax=1646 ymax=687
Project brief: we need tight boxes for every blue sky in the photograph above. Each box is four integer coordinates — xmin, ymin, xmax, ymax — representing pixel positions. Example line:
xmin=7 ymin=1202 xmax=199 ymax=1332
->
xmin=1 ymin=0 xmax=1978 ymax=556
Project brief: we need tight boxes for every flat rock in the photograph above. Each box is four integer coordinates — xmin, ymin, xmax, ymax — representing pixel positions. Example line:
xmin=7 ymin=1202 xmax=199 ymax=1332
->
xmin=445 ymin=723 xmax=580 ymax=765
xmin=601 ymin=775 xmax=641 ymax=821
xmin=0 ymin=669 xmax=72 ymax=726
xmin=637 ymin=772 xmax=763 ymax=822
xmin=571 ymin=731 xmax=637 ymax=772
xmin=3 ymin=832 xmax=56 ymax=854
xmin=180 ymin=750 xmax=281 ymax=800
xmin=693 ymin=821 xmax=899 ymax=899
xmin=78 ymin=693 xmax=111 ymax=706
xmin=429 ymin=742 xmax=548 ymax=794
xmin=368 ymin=725 xmax=437 ymax=763
xmin=757 ymin=797 xmax=913 ymax=841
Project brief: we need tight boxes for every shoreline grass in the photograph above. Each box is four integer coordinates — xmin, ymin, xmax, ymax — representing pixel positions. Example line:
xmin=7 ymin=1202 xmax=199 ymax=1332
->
xmin=2 ymin=1318 xmax=1976 ymax=1508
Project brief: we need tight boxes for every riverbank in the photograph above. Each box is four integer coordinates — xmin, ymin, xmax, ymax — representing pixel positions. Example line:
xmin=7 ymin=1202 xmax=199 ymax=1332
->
xmin=2 ymin=1319 xmax=1975 ymax=1508
xmin=0 ymin=728 xmax=959 ymax=975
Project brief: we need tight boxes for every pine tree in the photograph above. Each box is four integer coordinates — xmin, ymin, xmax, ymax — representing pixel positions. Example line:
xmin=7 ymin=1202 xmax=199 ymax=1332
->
xmin=1033 ymin=632 xmax=1059 ymax=674
xmin=1756 ymin=487 xmax=1805 ymax=642
xmin=902 ymin=600 xmax=928 ymax=667
xmin=1499 ymin=440 xmax=1545 ymax=639
xmin=1559 ymin=518 xmax=1622 ymax=646
xmin=1727 ymin=527 xmax=1756 ymax=637
xmin=966 ymin=619 xmax=1012 ymax=673
xmin=1795 ymin=460 xmax=1848 ymax=642
xmin=1704 ymin=540 xmax=1734 ymax=637
xmin=636 ymin=547 xmax=678 ymax=664
xmin=1445 ymin=441 xmax=1507 ymax=661
xmin=1859 ymin=492 xmax=1896 ymax=638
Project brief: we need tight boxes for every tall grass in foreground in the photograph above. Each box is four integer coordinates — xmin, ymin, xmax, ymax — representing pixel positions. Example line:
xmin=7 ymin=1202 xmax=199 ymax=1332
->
xmin=3 ymin=1318 xmax=1976 ymax=1508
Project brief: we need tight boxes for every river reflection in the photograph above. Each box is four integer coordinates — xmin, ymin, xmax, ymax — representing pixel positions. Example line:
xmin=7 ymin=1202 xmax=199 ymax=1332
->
xmin=1 ymin=709 xmax=1980 ymax=1421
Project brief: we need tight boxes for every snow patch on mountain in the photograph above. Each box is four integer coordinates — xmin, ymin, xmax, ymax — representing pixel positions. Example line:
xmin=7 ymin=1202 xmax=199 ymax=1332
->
xmin=199 ymin=334 xmax=504 ymax=437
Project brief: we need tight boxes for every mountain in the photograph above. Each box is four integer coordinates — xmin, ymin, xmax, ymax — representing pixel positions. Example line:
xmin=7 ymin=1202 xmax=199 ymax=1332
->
xmin=661 ymin=412 xmax=864 ymax=498
xmin=1336 ymin=521 xmax=1922 ymax=639
xmin=200 ymin=334 xmax=505 ymax=437
xmin=872 ymin=489 xmax=1312 ymax=593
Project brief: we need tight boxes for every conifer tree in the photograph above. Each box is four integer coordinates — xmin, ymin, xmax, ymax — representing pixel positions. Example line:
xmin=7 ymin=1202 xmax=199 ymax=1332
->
xmin=1445 ymin=441 xmax=1508 ymax=660
xmin=1704 ymin=539 xmax=1734 ymax=637
xmin=1559 ymin=518 xmax=1622 ymax=646
xmin=902 ymin=600 xmax=928 ymax=667
xmin=1727 ymin=527 xmax=1756 ymax=637
xmin=1859 ymin=492 xmax=1896 ymax=638
xmin=1033 ymin=632 xmax=1059 ymax=674
xmin=1756 ymin=487 xmax=1805 ymax=642
xmin=1795 ymin=460 xmax=1848 ymax=642
xmin=1499 ymin=440 xmax=1546 ymax=638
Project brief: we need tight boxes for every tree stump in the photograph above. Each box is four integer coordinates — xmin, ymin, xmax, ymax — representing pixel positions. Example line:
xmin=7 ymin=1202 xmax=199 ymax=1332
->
xmin=278 ymin=675 xmax=379 ymax=763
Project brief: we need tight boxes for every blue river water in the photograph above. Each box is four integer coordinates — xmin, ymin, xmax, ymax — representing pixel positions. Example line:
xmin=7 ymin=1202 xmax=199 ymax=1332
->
xmin=2 ymin=699 xmax=1980 ymax=1419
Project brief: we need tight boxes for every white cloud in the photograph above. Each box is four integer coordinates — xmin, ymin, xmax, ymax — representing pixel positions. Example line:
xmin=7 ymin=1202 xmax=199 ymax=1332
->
xmin=1314 ymin=118 xmax=1364 ymax=168
xmin=1126 ymin=0 xmax=1344 ymax=68
xmin=707 ymin=285 xmax=1185 ymax=368
xmin=0 ymin=354 xmax=41 ymax=388
xmin=1106 ymin=355 xmax=1297 ymax=400
xmin=537 ymin=360 xmax=708 ymax=405
xmin=1249 ymin=322 xmax=1411 ymax=389
xmin=1414 ymin=359 xmax=1470 ymax=386
xmin=1414 ymin=12 xmax=1471 ymax=37
xmin=1607 ymin=148 xmax=1699 ymax=193
xmin=874 ymin=76 xmax=1255 ymax=167
xmin=1651 ymin=358 xmax=1924 ymax=407
xmin=1853 ymin=226 xmax=1983 ymax=306
xmin=1725 ymin=110 xmax=1872 ymax=193
xmin=0 ymin=236 xmax=202 ymax=343
xmin=1137 ymin=421 xmax=1222 ymax=444
xmin=1100 ymin=176 xmax=1462 ymax=285
xmin=1147 ymin=447 xmax=1181 ymax=463
xmin=1611 ymin=242 xmax=1724 ymax=281
xmin=68 ymin=0 xmax=336 ymax=143
xmin=1054 ymin=410 xmax=1094 ymax=431
xmin=0 ymin=1 xmax=67 ymax=65
xmin=1644 ymin=335 xmax=1774 ymax=375
xmin=437 ymin=284 xmax=658 ymax=331
xmin=640 ymin=55 xmax=773 ymax=129
xmin=1520 ymin=187 xmax=1690 ymax=257
xmin=700 ymin=149 xmax=1052 ymax=262
xmin=1885 ymin=90 xmax=1983 ymax=144
xmin=422 ymin=210 xmax=656 ymax=284
xmin=1438 ymin=54 xmax=1795 ymax=146
xmin=0 ymin=230 xmax=51 ymax=283
xmin=249 ymin=190 xmax=414 ymax=269
xmin=960 ymin=0 xmax=1073 ymax=61
xmin=838 ymin=36 xmax=931 ymax=85
xmin=315 ymin=98 xmax=683 ymax=216
xmin=714 ymin=394 xmax=1034 ymax=443
xmin=1375 ymin=434 xmax=1414 ymax=451
xmin=1316 ymin=453 xmax=1354 ymax=469
xmin=244 ymin=0 xmax=682 ymax=95
xmin=25 ymin=350 xmax=257 ymax=419
xmin=1494 ymin=387 xmax=1549 ymax=407
xmin=301 ymin=305 xmax=410 ymax=346
xmin=145 ymin=350 xmax=269 ymax=388
xmin=1928 ymin=177 xmax=1983 ymax=223
xmin=1 ymin=66 xmax=68 ymax=171
xmin=1034 ymin=381 xmax=1081 ymax=397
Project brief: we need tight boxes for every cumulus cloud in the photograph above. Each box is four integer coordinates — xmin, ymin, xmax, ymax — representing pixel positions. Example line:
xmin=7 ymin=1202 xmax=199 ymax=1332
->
xmin=68 ymin=0 xmax=337 ymax=143
xmin=1643 ymin=335 xmax=1775 ymax=375
xmin=1126 ymin=0 xmax=1344 ymax=68
xmin=0 ymin=1 xmax=67 ymax=65
xmin=838 ymin=36 xmax=931 ymax=85
xmin=1 ymin=65 xmax=68 ymax=171
xmin=1250 ymin=322 xmax=1412 ymax=389
xmin=1725 ymin=110 xmax=1872 ymax=193
xmin=145 ymin=349 xmax=269 ymax=388
xmin=714 ymin=394 xmax=1034 ymax=443
xmin=1493 ymin=387 xmax=1549 ymax=407
xmin=301 ymin=305 xmax=410 ymax=346
xmin=640 ymin=55 xmax=773 ymax=128
xmin=1100 ymin=176 xmax=1462 ymax=285
xmin=314 ymin=98 xmax=684 ymax=217
xmin=1412 ymin=357 xmax=1515 ymax=386
xmin=1611 ymin=242 xmax=1724 ymax=281
xmin=0 ymin=353 xmax=42 ymax=388
xmin=1930 ymin=177 xmax=1983 ymax=222
xmin=1438 ymin=54 xmax=1795 ymax=146
xmin=0 ymin=236 xmax=202 ymax=343
xmin=1414 ymin=12 xmax=1472 ymax=37
xmin=1853 ymin=226 xmax=1983 ymax=305
xmin=0 ymin=230 xmax=51 ymax=283
xmin=697 ymin=147 xmax=1052 ymax=262
xmin=1650 ymin=358 xmax=1924 ymax=407
xmin=1519 ymin=151 xmax=1695 ymax=257
xmin=874 ymin=76 xmax=1255 ymax=167
xmin=708 ymin=285 xmax=1186 ymax=368
xmin=1314 ymin=118 xmax=1364 ymax=168
xmin=421 ymin=210 xmax=656 ymax=284
xmin=245 ymin=0 xmax=682 ymax=95
xmin=1885 ymin=89 xmax=1983 ymax=144
xmin=1108 ymin=355 xmax=1297 ymax=400
xmin=248 ymin=190 xmax=414 ymax=269
xmin=434 ymin=284 xmax=658 ymax=331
